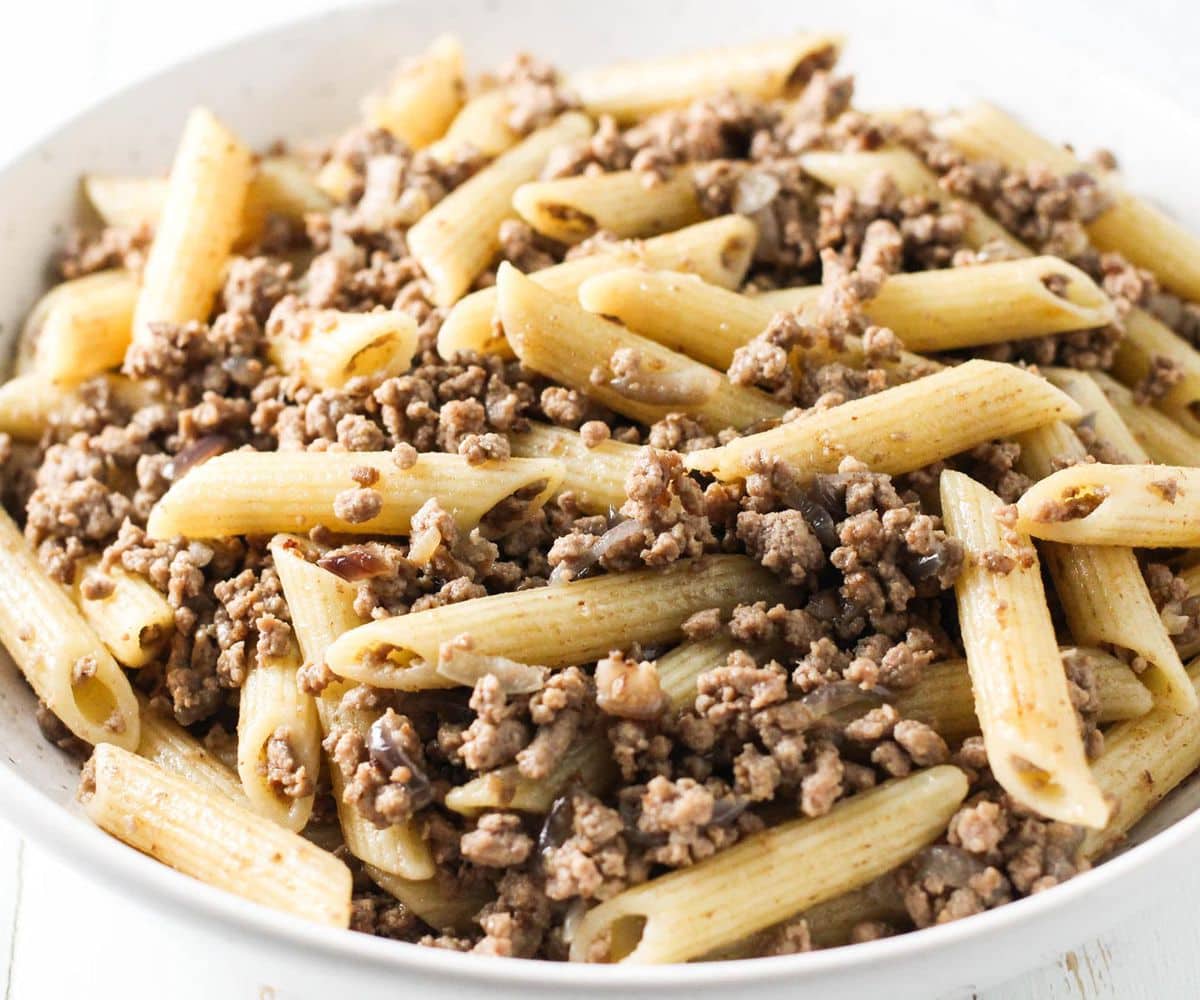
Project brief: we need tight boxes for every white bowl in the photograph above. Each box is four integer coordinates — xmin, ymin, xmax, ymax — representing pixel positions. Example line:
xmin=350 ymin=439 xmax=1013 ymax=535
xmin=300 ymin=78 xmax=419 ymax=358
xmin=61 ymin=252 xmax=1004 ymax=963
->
xmin=2 ymin=2 xmax=1199 ymax=996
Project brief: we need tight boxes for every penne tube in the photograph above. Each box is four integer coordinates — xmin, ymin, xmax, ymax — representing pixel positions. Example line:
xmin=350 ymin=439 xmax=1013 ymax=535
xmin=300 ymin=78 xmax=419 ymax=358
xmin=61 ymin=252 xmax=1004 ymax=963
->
xmin=445 ymin=634 xmax=738 ymax=815
xmin=428 ymin=89 xmax=520 ymax=162
xmin=1085 ymin=370 xmax=1200 ymax=467
xmin=1084 ymin=663 xmax=1200 ymax=860
xmin=435 ymin=214 xmax=758 ymax=359
xmin=685 ymin=359 xmax=1080 ymax=481
xmin=753 ymin=257 xmax=1113 ymax=352
xmin=81 ymin=745 xmax=352 ymax=926
xmin=130 ymin=108 xmax=253 ymax=348
xmin=271 ymin=536 xmax=435 ymax=879
xmin=940 ymin=470 xmax=1109 ymax=827
xmin=893 ymin=649 xmax=1153 ymax=744
xmin=83 ymin=174 xmax=168 ymax=228
xmin=1043 ymin=368 xmax=1151 ymax=464
xmin=508 ymin=422 xmax=640 ymax=514
xmin=266 ymin=308 xmax=419 ymax=389
xmin=797 ymin=148 xmax=1027 ymax=254
xmin=365 ymin=866 xmax=489 ymax=932
xmin=23 ymin=270 xmax=138 ymax=381
xmin=146 ymin=451 xmax=564 ymax=540
xmin=237 ymin=638 xmax=320 ymax=831
xmin=363 ymin=35 xmax=465 ymax=149
xmin=407 ymin=112 xmax=593 ymax=306
xmin=1015 ymin=422 xmax=1194 ymax=711
xmin=935 ymin=102 xmax=1200 ymax=302
xmin=1111 ymin=308 xmax=1200 ymax=438
xmin=72 ymin=557 xmax=174 ymax=669
xmin=0 ymin=508 xmax=139 ymax=750
xmin=496 ymin=262 xmax=784 ymax=430
xmin=1015 ymin=463 xmax=1200 ymax=547
xmin=569 ymin=766 xmax=968 ymax=963
xmin=0 ymin=373 xmax=156 ymax=442
xmin=512 ymin=168 xmax=703 ymax=245
xmin=568 ymin=34 xmax=842 ymax=123
xmin=325 ymin=555 xmax=786 ymax=689
xmin=136 ymin=695 xmax=247 ymax=805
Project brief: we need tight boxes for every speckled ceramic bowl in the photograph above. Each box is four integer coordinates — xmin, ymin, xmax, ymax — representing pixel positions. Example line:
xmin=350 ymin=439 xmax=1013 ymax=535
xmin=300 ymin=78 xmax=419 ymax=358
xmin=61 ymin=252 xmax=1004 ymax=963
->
xmin=1 ymin=3 xmax=1198 ymax=996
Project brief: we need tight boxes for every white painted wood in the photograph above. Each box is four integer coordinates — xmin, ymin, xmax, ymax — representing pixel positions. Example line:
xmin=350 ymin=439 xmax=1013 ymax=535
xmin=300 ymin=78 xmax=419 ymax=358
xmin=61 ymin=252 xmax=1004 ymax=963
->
xmin=0 ymin=1 xmax=1196 ymax=997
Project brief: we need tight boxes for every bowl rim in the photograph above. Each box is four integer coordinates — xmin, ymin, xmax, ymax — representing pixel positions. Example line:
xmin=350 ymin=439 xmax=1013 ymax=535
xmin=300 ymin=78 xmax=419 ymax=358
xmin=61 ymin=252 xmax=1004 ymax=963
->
xmin=1 ymin=0 xmax=1198 ymax=988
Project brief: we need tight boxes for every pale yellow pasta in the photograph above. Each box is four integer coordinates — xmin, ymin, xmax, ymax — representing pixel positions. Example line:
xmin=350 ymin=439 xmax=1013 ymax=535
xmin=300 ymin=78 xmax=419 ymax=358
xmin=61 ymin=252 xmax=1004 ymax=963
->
xmin=428 ymin=89 xmax=520 ymax=161
xmin=1084 ymin=371 xmax=1200 ymax=467
xmin=136 ymin=696 xmax=247 ymax=805
xmin=83 ymin=174 xmax=168 ymax=228
xmin=0 ymin=373 xmax=156 ymax=442
xmin=1043 ymin=368 xmax=1151 ymax=464
xmin=941 ymin=470 xmax=1108 ymax=827
xmin=81 ymin=745 xmax=352 ymax=926
xmin=325 ymin=555 xmax=785 ymax=688
xmin=513 ymin=167 xmax=703 ymax=244
xmin=1015 ymin=421 xmax=1194 ymax=711
xmin=146 ymin=451 xmax=564 ymax=540
xmin=509 ymin=422 xmax=640 ymax=514
xmin=1111 ymin=308 xmax=1200 ymax=437
xmin=407 ymin=112 xmax=593 ymax=306
xmin=686 ymin=359 xmax=1080 ymax=481
xmin=363 ymin=35 xmax=465 ymax=148
xmin=496 ymin=262 xmax=784 ymax=430
xmin=365 ymin=866 xmax=489 ymax=931
xmin=435 ymin=214 xmax=758 ymax=359
xmin=73 ymin=557 xmax=174 ymax=669
xmin=1084 ymin=662 xmax=1200 ymax=860
xmin=237 ymin=639 xmax=320 ymax=831
xmin=130 ymin=108 xmax=253 ymax=348
xmin=797 ymin=148 xmax=1026 ymax=253
xmin=270 ymin=536 xmax=434 ymax=879
xmin=569 ymin=34 xmax=842 ymax=123
xmin=0 ymin=508 xmax=139 ymax=750
xmin=1015 ymin=463 xmax=1200 ymax=547
xmin=935 ymin=101 xmax=1200 ymax=301
xmin=266 ymin=308 xmax=419 ymax=389
xmin=22 ymin=270 xmax=138 ymax=381
xmin=569 ymin=766 xmax=967 ymax=963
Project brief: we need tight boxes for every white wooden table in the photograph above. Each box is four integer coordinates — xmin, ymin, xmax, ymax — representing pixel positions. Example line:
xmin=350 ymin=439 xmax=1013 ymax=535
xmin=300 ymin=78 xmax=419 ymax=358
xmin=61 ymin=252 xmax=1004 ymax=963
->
xmin=0 ymin=1 xmax=1197 ymax=996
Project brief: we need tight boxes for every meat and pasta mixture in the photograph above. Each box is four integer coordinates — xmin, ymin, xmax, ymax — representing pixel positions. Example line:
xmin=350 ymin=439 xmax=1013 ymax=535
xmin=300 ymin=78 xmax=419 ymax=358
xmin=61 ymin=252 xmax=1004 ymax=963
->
xmin=7 ymin=32 xmax=1200 ymax=963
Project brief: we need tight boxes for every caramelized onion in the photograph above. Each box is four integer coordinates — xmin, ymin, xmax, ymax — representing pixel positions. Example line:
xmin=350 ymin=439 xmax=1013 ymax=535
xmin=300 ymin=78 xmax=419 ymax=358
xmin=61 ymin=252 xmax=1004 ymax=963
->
xmin=164 ymin=434 xmax=232 ymax=481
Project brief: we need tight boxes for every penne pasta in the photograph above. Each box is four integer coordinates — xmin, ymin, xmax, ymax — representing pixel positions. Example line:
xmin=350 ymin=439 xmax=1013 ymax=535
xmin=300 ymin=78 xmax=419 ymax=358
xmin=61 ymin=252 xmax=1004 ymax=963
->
xmin=130 ymin=108 xmax=253 ymax=348
xmin=428 ymin=89 xmax=520 ymax=162
xmin=81 ymin=745 xmax=352 ymax=926
xmin=568 ymin=766 xmax=967 ymax=963
xmin=0 ymin=508 xmax=139 ymax=750
xmin=266 ymin=308 xmax=419 ymax=389
xmin=237 ymin=638 xmax=320 ymax=831
xmin=407 ymin=111 xmax=593 ymax=306
xmin=72 ymin=557 xmax=174 ymax=669
xmin=363 ymin=35 xmax=465 ymax=149
xmin=569 ymin=34 xmax=842 ymax=123
xmin=1111 ymin=308 xmax=1200 ymax=438
xmin=1085 ymin=371 xmax=1200 ymax=467
xmin=435 ymin=215 xmax=758 ymax=359
xmin=23 ymin=270 xmax=138 ymax=381
xmin=940 ymin=469 xmax=1109 ymax=827
xmin=1043 ymin=368 xmax=1151 ymax=464
xmin=0 ymin=372 xmax=156 ymax=442
xmin=496 ymin=262 xmax=784 ymax=430
xmin=1015 ymin=463 xmax=1200 ymax=547
xmin=508 ymin=422 xmax=640 ymax=515
xmin=270 ymin=537 xmax=434 ymax=878
xmin=935 ymin=101 xmax=1200 ymax=302
xmin=146 ymin=451 xmax=564 ymax=540
xmin=1015 ymin=421 xmax=1194 ymax=711
xmin=365 ymin=866 xmax=489 ymax=932
xmin=136 ymin=695 xmax=248 ymax=805
xmin=685 ymin=359 xmax=1080 ymax=481
xmin=83 ymin=174 xmax=168 ymax=229
xmin=512 ymin=167 xmax=703 ymax=244
xmin=325 ymin=555 xmax=786 ymax=689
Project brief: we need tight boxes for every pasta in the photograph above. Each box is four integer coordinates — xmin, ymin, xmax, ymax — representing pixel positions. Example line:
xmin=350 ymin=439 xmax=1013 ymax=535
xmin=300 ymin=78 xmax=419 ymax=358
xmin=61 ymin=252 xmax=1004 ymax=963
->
xmin=1042 ymin=368 xmax=1151 ymax=464
xmin=508 ymin=422 xmax=640 ymax=514
xmin=1083 ymin=370 xmax=1200 ymax=467
xmin=1015 ymin=464 xmax=1200 ymax=547
xmin=435 ymin=214 xmax=758 ymax=359
xmin=940 ymin=470 xmax=1109 ymax=828
xmin=363 ymin=35 xmax=465 ymax=148
xmin=146 ymin=451 xmax=565 ymax=539
xmin=266 ymin=308 xmax=419 ymax=389
xmin=22 ymin=269 xmax=138 ymax=381
xmin=136 ymin=695 xmax=248 ymax=805
xmin=685 ymin=359 xmax=1080 ymax=481
xmin=72 ymin=557 xmax=174 ymax=669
